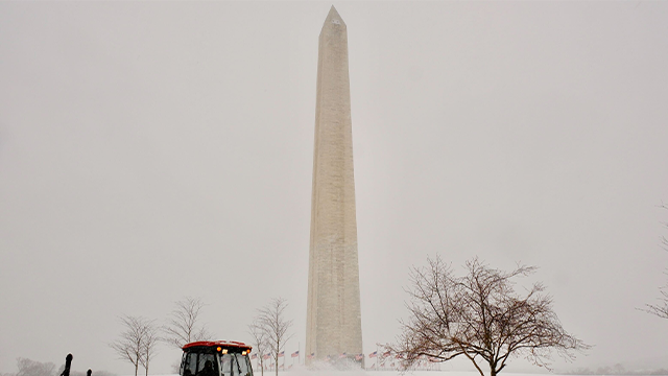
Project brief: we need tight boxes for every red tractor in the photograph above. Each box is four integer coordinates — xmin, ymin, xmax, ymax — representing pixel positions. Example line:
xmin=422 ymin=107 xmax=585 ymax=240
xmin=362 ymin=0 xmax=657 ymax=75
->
xmin=180 ymin=341 xmax=253 ymax=376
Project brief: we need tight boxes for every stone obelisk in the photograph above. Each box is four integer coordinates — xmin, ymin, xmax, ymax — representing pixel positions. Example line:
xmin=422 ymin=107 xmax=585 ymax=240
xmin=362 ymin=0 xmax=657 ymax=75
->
xmin=305 ymin=6 xmax=363 ymax=364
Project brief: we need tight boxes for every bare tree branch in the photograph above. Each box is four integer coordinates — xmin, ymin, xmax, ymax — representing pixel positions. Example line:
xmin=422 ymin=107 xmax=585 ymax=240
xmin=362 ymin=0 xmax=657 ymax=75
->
xmin=644 ymin=282 xmax=668 ymax=319
xmin=644 ymin=203 xmax=668 ymax=320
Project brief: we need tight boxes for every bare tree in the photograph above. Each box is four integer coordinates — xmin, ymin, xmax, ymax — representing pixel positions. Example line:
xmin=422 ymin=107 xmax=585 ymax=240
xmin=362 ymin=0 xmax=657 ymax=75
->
xmin=390 ymin=256 xmax=588 ymax=376
xmin=162 ymin=297 xmax=213 ymax=349
xmin=256 ymin=298 xmax=293 ymax=376
xmin=110 ymin=315 xmax=157 ymax=376
xmin=248 ymin=319 xmax=269 ymax=376
xmin=139 ymin=319 xmax=159 ymax=376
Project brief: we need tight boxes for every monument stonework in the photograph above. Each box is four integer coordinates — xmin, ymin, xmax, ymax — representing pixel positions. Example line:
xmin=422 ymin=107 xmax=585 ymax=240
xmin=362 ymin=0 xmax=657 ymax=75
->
xmin=305 ymin=6 xmax=363 ymax=364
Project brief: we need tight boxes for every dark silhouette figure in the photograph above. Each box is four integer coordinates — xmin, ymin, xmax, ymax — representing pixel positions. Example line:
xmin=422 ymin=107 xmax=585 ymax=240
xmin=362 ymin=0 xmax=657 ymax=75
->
xmin=60 ymin=354 xmax=73 ymax=376
xmin=87 ymin=370 xmax=92 ymax=376
xmin=197 ymin=361 xmax=216 ymax=376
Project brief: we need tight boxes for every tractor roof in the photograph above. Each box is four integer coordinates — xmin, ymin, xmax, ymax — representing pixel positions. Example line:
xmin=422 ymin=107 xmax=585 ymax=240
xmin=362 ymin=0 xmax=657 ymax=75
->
xmin=182 ymin=340 xmax=252 ymax=352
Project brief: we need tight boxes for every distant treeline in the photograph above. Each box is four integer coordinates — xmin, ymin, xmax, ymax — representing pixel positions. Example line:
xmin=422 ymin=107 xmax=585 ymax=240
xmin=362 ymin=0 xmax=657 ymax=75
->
xmin=565 ymin=365 xmax=668 ymax=376
xmin=1 ymin=358 xmax=115 ymax=376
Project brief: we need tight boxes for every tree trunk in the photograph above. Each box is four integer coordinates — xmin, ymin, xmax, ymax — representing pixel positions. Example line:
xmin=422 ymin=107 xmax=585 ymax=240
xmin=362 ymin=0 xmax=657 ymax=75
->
xmin=274 ymin=355 xmax=278 ymax=376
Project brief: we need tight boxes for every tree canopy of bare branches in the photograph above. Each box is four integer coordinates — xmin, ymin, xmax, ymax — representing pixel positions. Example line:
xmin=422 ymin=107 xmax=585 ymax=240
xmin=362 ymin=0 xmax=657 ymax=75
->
xmin=255 ymin=298 xmax=293 ymax=376
xmin=391 ymin=256 xmax=587 ymax=376
xmin=162 ymin=297 xmax=213 ymax=349
xmin=110 ymin=315 xmax=158 ymax=376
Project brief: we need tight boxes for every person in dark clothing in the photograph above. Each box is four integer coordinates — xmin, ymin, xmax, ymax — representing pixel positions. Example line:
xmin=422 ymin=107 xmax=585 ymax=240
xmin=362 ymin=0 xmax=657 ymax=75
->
xmin=198 ymin=361 xmax=217 ymax=376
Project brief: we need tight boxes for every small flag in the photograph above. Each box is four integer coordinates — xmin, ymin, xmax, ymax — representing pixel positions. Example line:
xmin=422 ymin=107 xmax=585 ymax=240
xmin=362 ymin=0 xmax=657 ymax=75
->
xmin=291 ymin=351 xmax=299 ymax=358
xmin=355 ymin=354 xmax=363 ymax=361
xmin=339 ymin=353 xmax=347 ymax=359
xmin=278 ymin=351 xmax=285 ymax=358
xmin=368 ymin=351 xmax=377 ymax=358
xmin=263 ymin=353 xmax=271 ymax=360
xmin=251 ymin=354 xmax=258 ymax=360
xmin=382 ymin=351 xmax=391 ymax=357
xmin=307 ymin=353 xmax=314 ymax=359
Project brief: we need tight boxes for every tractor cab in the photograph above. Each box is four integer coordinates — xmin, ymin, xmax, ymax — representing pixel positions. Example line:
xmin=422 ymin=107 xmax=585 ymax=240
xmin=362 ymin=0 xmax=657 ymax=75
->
xmin=180 ymin=341 xmax=253 ymax=376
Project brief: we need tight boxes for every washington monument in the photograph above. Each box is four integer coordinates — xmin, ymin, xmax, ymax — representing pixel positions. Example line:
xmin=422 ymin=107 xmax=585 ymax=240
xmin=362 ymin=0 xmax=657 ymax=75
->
xmin=305 ymin=6 xmax=363 ymax=364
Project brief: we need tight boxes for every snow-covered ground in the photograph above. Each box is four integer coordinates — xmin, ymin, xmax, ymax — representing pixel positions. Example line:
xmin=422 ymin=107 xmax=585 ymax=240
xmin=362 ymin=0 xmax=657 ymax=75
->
xmin=261 ymin=371 xmax=551 ymax=376
xmin=148 ymin=373 xmax=551 ymax=376
xmin=141 ymin=364 xmax=668 ymax=376
xmin=146 ymin=371 xmax=566 ymax=376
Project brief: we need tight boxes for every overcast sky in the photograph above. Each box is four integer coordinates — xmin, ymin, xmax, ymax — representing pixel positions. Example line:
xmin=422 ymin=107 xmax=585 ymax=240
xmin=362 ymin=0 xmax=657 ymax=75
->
xmin=2 ymin=1 xmax=668 ymax=375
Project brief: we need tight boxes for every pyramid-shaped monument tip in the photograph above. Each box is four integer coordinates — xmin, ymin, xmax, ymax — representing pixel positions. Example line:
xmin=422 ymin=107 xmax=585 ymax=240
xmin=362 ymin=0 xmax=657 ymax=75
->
xmin=324 ymin=5 xmax=346 ymax=28
xmin=329 ymin=5 xmax=339 ymax=16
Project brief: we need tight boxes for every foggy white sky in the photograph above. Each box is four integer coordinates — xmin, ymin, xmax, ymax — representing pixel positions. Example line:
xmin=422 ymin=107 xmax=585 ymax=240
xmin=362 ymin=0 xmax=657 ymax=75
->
xmin=1 ymin=1 xmax=668 ymax=375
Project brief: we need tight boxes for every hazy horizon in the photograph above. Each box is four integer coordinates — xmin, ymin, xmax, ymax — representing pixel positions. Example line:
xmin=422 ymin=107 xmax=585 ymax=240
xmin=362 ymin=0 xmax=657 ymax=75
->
xmin=1 ymin=2 xmax=667 ymax=375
